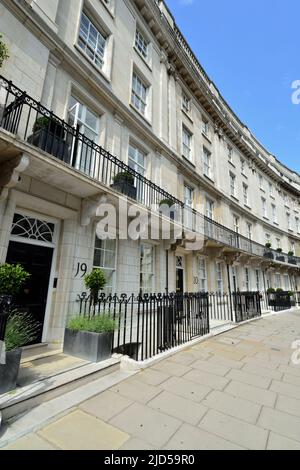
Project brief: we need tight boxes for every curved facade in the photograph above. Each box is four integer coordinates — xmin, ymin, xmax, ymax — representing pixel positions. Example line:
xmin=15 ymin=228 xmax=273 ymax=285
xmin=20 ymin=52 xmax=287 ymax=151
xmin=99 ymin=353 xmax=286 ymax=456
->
xmin=0 ymin=0 xmax=299 ymax=343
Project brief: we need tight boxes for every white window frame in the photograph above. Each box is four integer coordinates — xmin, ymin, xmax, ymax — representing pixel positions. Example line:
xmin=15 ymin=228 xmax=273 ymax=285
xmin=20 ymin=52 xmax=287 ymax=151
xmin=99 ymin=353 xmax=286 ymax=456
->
xmin=131 ymin=71 xmax=149 ymax=116
xmin=140 ymin=243 xmax=155 ymax=294
xmin=182 ymin=93 xmax=191 ymax=113
xmin=246 ymin=222 xmax=252 ymax=240
xmin=272 ymin=204 xmax=277 ymax=224
xmin=78 ymin=12 xmax=107 ymax=70
xmin=202 ymin=118 xmax=210 ymax=139
xmin=216 ymin=262 xmax=224 ymax=293
xmin=230 ymin=172 xmax=236 ymax=197
xmin=135 ymin=29 xmax=148 ymax=60
xmin=203 ymin=148 xmax=212 ymax=179
xmin=228 ymin=145 xmax=233 ymax=163
xmin=245 ymin=267 xmax=250 ymax=291
xmin=68 ymin=96 xmax=99 ymax=176
xmin=262 ymin=197 xmax=267 ymax=218
xmin=287 ymin=212 xmax=293 ymax=231
xmin=296 ymin=216 xmax=300 ymax=234
xmin=93 ymin=237 xmax=117 ymax=294
xmin=198 ymin=258 xmax=207 ymax=292
xmin=233 ymin=215 xmax=240 ymax=234
xmin=182 ymin=126 xmax=193 ymax=161
xmin=205 ymin=198 xmax=214 ymax=220
xmin=243 ymin=183 xmax=249 ymax=206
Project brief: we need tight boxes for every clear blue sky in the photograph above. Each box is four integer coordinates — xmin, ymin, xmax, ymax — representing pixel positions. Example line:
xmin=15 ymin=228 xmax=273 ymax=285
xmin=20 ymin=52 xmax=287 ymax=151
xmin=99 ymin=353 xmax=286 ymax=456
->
xmin=166 ymin=0 xmax=300 ymax=174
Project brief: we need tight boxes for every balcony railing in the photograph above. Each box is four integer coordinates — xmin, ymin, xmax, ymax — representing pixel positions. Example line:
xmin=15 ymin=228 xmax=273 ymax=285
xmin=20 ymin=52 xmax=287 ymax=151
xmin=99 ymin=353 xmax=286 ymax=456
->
xmin=0 ymin=75 xmax=299 ymax=268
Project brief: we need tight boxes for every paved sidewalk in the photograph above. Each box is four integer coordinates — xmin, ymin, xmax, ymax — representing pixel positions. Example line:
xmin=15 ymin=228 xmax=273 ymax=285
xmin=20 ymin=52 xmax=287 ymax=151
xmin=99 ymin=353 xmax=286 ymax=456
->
xmin=2 ymin=310 xmax=300 ymax=450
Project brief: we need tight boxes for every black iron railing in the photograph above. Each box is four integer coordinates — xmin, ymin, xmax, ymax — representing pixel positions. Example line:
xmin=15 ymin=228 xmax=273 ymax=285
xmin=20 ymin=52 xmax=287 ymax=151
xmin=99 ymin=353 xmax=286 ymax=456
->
xmin=0 ymin=76 xmax=183 ymax=218
xmin=0 ymin=75 xmax=299 ymax=267
xmin=233 ymin=292 xmax=262 ymax=323
xmin=78 ymin=292 xmax=210 ymax=361
xmin=266 ymin=291 xmax=295 ymax=312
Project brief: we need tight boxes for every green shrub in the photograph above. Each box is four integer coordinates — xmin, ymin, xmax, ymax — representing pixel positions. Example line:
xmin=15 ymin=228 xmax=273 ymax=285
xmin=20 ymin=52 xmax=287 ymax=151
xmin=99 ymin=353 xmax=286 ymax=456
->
xmin=67 ymin=315 xmax=116 ymax=333
xmin=276 ymin=288 xmax=284 ymax=293
xmin=159 ymin=198 xmax=175 ymax=207
xmin=267 ymin=288 xmax=275 ymax=293
xmin=5 ymin=311 xmax=39 ymax=351
xmin=0 ymin=34 xmax=9 ymax=69
xmin=276 ymin=248 xmax=282 ymax=253
xmin=265 ymin=242 xmax=272 ymax=249
xmin=113 ymin=171 xmax=135 ymax=186
xmin=0 ymin=263 xmax=30 ymax=296
xmin=288 ymin=251 xmax=295 ymax=257
xmin=84 ymin=269 xmax=106 ymax=294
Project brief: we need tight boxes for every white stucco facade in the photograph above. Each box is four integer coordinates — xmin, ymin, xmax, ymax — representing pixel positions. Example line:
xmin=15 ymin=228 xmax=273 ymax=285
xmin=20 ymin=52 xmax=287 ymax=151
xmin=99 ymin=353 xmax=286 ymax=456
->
xmin=0 ymin=0 xmax=299 ymax=344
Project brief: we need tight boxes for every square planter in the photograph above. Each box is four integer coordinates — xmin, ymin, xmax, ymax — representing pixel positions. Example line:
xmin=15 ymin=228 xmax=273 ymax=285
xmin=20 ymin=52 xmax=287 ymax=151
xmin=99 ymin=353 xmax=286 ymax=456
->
xmin=111 ymin=181 xmax=137 ymax=200
xmin=28 ymin=128 xmax=70 ymax=163
xmin=63 ymin=328 xmax=113 ymax=363
xmin=0 ymin=348 xmax=22 ymax=395
xmin=264 ymin=250 xmax=274 ymax=260
xmin=276 ymin=255 xmax=285 ymax=262
xmin=288 ymin=258 xmax=297 ymax=265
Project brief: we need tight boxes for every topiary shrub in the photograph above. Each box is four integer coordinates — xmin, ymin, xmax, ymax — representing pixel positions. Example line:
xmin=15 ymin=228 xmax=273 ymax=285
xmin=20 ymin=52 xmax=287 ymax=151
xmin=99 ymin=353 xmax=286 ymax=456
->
xmin=84 ymin=268 xmax=106 ymax=304
xmin=113 ymin=171 xmax=135 ymax=186
xmin=0 ymin=263 xmax=30 ymax=296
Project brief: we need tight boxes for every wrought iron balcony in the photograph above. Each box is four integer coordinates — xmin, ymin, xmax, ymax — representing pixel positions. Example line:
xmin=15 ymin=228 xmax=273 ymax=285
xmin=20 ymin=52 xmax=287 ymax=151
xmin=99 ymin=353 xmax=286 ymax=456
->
xmin=0 ymin=75 xmax=299 ymax=269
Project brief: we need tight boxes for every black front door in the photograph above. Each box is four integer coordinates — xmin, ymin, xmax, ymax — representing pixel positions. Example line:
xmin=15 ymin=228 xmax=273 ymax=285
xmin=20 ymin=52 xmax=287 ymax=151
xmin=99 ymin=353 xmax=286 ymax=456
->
xmin=176 ymin=269 xmax=184 ymax=294
xmin=6 ymin=241 xmax=54 ymax=343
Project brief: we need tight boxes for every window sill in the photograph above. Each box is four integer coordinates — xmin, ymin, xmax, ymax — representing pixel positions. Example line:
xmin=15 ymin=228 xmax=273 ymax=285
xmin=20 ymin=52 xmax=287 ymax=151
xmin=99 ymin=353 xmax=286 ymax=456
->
xmin=75 ymin=45 xmax=111 ymax=84
xmin=130 ymin=103 xmax=152 ymax=127
xmin=260 ymin=187 xmax=266 ymax=193
xmin=203 ymin=174 xmax=215 ymax=184
xmin=231 ymin=195 xmax=239 ymax=202
xmin=133 ymin=46 xmax=152 ymax=71
xmin=270 ymin=194 xmax=275 ymax=200
xmin=182 ymin=108 xmax=193 ymax=123
xmin=228 ymin=161 xmax=236 ymax=168
xmin=241 ymin=172 xmax=248 ymax=179
xmin=263 ymin=216 xmax=269 ymax=221
xmin=202 ymin=132 xmax=212 ymax=144
xmin=244 ymin=204 xmax=252 ymax=210
xmin=182 ymin=155 xmax=196 ymax=168
xmin=284 ymin=204 xmax=290 ymax=209
xmin=273 ymin=221 xmax=279 ymax=226
xmin=288 ymin=229 xmax=294 ymax=233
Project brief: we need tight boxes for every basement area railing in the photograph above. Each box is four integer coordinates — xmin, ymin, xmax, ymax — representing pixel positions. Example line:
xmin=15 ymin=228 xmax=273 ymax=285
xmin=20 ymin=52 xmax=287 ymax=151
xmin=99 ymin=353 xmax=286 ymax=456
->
xmin=78 ymin=292 xmax=210 ymax=361
xmin=0 ymin=75 xmax=299 ymax=267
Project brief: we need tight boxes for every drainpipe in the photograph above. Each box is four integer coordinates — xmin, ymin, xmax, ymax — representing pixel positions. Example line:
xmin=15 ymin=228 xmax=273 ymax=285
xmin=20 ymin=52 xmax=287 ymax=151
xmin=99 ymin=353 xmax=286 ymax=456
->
xmin=227 ymin=264 xmax=234 ymax=322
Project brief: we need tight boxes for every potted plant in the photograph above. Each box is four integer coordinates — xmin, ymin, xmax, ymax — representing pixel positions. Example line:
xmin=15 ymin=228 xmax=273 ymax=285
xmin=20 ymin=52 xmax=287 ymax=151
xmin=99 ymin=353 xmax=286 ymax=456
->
xmin=159 ymin=198 xmax=177 ymax=221
xmin=0 ymin=263 xmax=30 ymax=297
xmin=264 ymin=242 xmax=274 ymax=260
xmin=276 ymin=248 xmax=285 ymax=262
xmin=84 ymin=268 xmax=106 ymax=305
xmin=111 ymin=171 xmax=137 ymax=200
xmin=288 ymin=291 xmax=296 ymax=307
xmin=27 ymin=115 xmax=70 ymax=163
xmin=0 ymin=34 xmax=9 ymax=69
xmin=63 ymin=315 xmax=116 ymax=362
xmin=288 ymin=251 xmax=297 ymax=265
xmin=0 ymin=311 xmax=39 ymax=394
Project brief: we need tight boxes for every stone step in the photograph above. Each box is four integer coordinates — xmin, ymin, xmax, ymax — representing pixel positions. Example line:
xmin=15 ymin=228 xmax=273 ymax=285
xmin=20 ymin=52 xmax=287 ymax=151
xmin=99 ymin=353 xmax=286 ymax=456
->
xmin=0 ymin=355 xmax=121 ymax=422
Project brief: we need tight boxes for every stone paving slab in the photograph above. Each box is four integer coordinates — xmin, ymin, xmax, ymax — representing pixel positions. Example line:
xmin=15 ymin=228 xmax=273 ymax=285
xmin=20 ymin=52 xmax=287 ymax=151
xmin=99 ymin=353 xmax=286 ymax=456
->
xmin=199 ymin=409 xmax=269 ymax=450
xmin=164 ymin=423 xmax=245 ymax=450
xmin=39 ymin=410 xmax=129 ymax=450
xmin=202 ymin=390 xmax=261 ymax=424
xmin=148 ymin=390 xmax=208 ymax=425
xmin=2 ymin=433 xmax=57 ymax=450
xmin=109 ymin=402 xmax=182 ymax=448
xmin=2 ymin=310 xmax=300 ymax=451
xmin=267 ymin=432 xmax=300 ymax=450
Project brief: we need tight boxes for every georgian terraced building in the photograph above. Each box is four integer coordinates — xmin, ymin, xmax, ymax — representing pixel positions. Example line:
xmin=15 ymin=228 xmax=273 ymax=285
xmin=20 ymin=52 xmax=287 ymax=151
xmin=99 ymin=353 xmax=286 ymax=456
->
xmin=0 ymin=0 xmax=299 ymax=344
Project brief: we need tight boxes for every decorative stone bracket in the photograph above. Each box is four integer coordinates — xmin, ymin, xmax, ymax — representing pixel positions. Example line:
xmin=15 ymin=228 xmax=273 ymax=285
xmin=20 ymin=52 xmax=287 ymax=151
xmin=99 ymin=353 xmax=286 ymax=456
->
xmin=0 ymin=154 xmax=29 ymax=200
